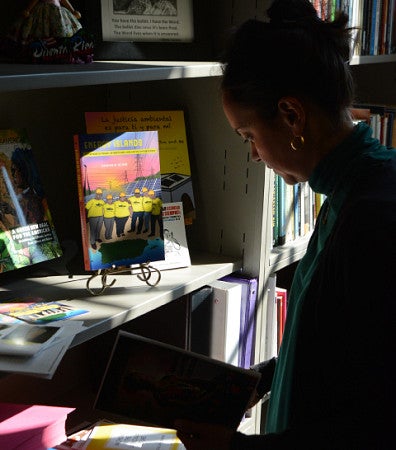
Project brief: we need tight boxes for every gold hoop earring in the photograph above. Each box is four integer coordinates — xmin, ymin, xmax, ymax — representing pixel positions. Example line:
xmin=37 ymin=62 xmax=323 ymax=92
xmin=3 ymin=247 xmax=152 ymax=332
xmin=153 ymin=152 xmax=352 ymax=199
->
xmin=290 ymin=135 xmax=304 ymax=151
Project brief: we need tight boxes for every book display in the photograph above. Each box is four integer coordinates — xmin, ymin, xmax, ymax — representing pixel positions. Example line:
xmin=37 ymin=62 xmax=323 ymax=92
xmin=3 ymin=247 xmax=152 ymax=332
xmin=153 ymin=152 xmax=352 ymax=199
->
xmin=0 ymin=0 xmax=394 ymax=446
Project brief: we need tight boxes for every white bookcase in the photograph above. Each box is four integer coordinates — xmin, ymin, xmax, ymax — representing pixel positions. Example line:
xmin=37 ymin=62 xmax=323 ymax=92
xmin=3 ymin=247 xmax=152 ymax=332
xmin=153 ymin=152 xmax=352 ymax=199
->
xmin=0 ymin=0 xmax=395 ymax=438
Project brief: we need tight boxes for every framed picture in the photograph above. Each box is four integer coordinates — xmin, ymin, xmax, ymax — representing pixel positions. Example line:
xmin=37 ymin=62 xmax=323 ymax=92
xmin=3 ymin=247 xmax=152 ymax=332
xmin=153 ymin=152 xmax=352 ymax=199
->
xmin=101 ymin=0 xmax=194 ymax=42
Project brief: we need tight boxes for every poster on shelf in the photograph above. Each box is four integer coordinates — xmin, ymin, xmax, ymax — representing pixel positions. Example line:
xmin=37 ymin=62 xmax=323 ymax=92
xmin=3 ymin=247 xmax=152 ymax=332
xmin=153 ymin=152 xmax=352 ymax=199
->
xmin=100 ymin=0 xmax=194 ymax=43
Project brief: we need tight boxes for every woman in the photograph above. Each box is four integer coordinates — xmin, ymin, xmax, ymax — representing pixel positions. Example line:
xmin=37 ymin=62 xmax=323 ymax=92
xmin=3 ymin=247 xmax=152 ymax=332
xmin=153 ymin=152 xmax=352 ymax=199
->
xmin=176 ymin=0 xmax=396 ymax=448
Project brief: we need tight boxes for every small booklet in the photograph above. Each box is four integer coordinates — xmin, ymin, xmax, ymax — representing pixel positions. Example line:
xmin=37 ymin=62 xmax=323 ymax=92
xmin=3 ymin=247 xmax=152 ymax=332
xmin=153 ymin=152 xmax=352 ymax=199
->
xmin=94 ymin=331 xmax=260 ymax=430
xmin=149 ymin=202 xmax=191 ymax=271
xmin=0 ymin=297 xmax=88 ymax=324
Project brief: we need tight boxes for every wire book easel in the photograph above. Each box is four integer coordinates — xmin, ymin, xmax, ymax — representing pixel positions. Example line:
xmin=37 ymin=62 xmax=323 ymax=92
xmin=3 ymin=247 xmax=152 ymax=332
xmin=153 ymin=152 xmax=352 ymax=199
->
xmin=85 ymin=263 xmax=162 ymax=296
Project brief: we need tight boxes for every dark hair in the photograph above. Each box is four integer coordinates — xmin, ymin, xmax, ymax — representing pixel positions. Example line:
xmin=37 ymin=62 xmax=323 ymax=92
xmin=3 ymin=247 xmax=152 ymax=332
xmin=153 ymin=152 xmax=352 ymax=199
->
xmin=220 ymin=0 xmax=355 ymax=123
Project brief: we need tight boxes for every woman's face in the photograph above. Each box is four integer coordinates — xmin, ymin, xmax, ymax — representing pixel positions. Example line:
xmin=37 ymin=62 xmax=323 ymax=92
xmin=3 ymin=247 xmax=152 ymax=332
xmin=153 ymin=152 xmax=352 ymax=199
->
xmin=222 ymin=92 xmax=308 ymax=184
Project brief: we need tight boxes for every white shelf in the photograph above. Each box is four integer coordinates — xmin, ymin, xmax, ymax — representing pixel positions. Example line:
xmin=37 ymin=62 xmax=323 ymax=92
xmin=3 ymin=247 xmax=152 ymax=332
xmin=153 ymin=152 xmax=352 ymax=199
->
xmin=350 ymin=53 xmax=396 ymax=65
xmin=0 ymin=252 xmax=242 ymax=348
xmin=269 ymin=234 xmax=311 ymax=273
xmin=0 ymin=60 xmax=223 ymax=92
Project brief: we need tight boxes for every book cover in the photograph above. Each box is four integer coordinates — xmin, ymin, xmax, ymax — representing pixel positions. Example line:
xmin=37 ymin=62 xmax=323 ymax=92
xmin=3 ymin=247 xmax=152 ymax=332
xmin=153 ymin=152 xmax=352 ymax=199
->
xmin=220 ymin=274 xmax=258 ymax=370
xmin=85 ymin=111 xmax=196 ymax=225
xmin=0 ymin=129 xmax=62 ymax=274
xmin=150 ymin=202 xmax=191 ymax=271
xmin=94 ymin=331 xmax=260 ymax=430
xmin=0 ymin=402 xmax=74 ymax=450
xmin=0 ymin=298 xmax=88 ymax=324
xmin=84 ymin=422 xmax=186 ymax=450
xmin=73 ymin=131 xmax=165 ymax=271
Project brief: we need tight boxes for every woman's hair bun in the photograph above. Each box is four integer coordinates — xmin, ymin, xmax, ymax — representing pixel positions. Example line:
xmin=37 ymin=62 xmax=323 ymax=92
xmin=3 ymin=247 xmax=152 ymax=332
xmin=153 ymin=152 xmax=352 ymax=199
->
xmin=267 ymin=0 xmax=318 ymax=24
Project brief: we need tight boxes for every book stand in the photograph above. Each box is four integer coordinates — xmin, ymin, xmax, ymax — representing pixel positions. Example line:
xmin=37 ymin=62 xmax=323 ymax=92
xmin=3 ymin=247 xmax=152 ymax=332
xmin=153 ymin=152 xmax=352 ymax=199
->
xmin=85 ymin=263 xmax=162 ymax=296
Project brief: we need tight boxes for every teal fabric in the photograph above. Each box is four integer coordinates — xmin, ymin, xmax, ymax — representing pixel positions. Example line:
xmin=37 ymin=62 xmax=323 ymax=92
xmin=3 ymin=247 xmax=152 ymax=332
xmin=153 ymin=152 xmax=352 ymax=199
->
xmin=265 ymin=122 xmax=394 ymax=433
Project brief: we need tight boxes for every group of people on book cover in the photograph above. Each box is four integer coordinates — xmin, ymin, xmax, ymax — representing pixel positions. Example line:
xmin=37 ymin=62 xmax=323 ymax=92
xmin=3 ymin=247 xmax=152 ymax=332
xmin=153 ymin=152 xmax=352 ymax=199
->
xmin=85 ymin=185 xmax=164 ymax=251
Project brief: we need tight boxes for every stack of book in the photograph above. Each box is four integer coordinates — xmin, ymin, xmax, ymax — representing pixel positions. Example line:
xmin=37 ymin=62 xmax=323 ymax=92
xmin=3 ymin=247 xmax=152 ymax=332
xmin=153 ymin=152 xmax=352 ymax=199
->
xmin=0 ymin=402 xmax=74 ymax=450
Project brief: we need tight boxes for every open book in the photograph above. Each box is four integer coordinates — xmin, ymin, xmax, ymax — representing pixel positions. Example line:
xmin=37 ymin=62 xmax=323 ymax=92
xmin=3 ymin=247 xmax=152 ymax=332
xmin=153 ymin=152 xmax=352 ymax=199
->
xmin=94 ymin=331 xmax=260 ymax=430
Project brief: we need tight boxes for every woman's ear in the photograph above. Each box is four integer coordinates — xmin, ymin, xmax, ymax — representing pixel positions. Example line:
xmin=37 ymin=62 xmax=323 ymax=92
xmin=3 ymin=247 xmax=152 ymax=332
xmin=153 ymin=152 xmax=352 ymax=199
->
xmin=277 ymin=97 xmax=306 ymax=134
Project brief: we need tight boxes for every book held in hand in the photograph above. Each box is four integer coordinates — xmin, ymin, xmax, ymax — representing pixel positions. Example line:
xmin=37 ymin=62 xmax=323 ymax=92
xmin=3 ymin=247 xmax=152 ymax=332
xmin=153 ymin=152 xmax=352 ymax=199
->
xmin=74 ymin=131 xmax=165 ymax=271
xmin=94 ymin=331 xmax=260 ymax=430
xmin=0 ymin=129 xmax=62 ymax=274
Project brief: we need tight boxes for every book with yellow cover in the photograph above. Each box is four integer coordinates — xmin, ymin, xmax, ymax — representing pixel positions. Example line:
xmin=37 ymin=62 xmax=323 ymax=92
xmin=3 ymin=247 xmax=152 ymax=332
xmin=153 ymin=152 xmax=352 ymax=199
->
xmin=85 ymin=111 xmax=195 ymax=224
xmin=84 ymin=422 xmax=185 ymax=450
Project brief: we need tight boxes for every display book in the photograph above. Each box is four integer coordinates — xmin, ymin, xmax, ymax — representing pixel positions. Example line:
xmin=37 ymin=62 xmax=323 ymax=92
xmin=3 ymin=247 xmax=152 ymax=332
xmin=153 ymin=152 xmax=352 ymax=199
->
xmin=74 ymin=130 xmax=165 ymax=271
xmin=0 ymin=128 xmax=62 ymax=274
xmin=93 ymin=330 xmax=260 ymax=432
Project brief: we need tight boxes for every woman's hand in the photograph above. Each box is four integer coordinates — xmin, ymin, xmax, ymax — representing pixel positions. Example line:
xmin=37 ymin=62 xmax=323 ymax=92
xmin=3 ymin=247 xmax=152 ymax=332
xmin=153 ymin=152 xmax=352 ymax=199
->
xmin=175 ymin=419 xmax=235 ymax=450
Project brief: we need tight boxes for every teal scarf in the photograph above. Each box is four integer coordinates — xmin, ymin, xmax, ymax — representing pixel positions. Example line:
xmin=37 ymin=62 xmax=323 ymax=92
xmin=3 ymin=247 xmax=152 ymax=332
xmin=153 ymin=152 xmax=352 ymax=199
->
xmin=265 ymin=122 xmax=393 ymax=433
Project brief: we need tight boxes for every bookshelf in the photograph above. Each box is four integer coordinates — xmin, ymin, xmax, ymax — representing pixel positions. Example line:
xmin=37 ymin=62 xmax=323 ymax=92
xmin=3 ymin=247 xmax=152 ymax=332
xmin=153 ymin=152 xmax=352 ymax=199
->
xmin=0 ymin=59 xmax=269 ymax=435
xmin=0 ymin=0 xmax=395 ymax=441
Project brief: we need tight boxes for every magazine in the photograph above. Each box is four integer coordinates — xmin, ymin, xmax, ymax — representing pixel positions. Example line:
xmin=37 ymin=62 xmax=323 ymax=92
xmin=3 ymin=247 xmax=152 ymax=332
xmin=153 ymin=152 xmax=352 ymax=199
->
xmin=0 ymin=129 xmax=62 ymax=274
xmin=0 ymin=297 xmax=88 ymax=324
xmin=94 ymin=331 xmax=260 ymax=430
xmin=73 ymin=131 xmax=165 ymax=271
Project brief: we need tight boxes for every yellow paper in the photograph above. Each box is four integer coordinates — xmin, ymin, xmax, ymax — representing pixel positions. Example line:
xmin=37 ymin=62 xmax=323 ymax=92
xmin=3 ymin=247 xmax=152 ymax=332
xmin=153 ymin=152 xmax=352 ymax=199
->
xmin=85 ymin=423 xmax=184 ymax=450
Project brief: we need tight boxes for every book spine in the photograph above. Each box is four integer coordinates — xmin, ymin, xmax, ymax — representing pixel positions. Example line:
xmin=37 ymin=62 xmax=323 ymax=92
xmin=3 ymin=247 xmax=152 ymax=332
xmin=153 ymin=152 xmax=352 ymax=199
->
xmin=272 ymin=174 xmax=279 ymax=247
xmin=277 ymin=175 xmax=286 ymax=245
